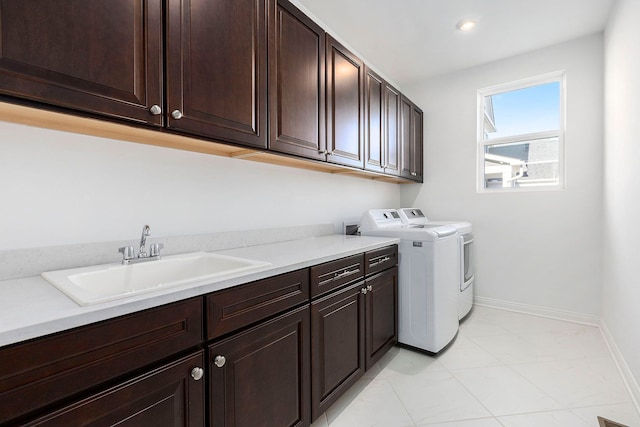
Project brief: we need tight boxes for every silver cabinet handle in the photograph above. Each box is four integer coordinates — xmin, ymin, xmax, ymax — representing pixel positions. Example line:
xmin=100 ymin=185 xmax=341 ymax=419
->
xmin=319 ymin=150 xmax=328 ymax=155
xmin=334 ymin=269 xmax=357 ymax=279
xmin=369 ymin=256 xmax=391 ymax=268
xmin=171 ymin=109 xmax=183 ymax=120
xmin=411 ymin=172 xmax=417 ymax=176
xmin=367 ymin=285 xmax=373 ymax=292
xmin=191 ymin=367 xmax=204 ymax=381
xmin=214 ymin=355 xmax=226 ymax=368
xmin=361 ymin=287 xmax=368 ymax=295
xmin=149 ymin=104 xmax=162 ymax=115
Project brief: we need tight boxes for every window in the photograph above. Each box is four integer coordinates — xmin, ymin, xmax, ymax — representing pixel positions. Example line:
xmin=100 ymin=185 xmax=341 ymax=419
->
xmin=478 ymin=72 xmax=565 ymax=191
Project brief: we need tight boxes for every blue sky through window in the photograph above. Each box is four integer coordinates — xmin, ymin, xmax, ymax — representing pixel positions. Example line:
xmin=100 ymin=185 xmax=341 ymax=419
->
xmin=486 ymin=82 xmax=560 ymax=140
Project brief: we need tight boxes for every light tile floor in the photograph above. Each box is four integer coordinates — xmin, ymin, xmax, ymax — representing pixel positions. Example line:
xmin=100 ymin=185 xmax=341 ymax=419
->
xmin=311 ymin=306 xmax=640 ymax=427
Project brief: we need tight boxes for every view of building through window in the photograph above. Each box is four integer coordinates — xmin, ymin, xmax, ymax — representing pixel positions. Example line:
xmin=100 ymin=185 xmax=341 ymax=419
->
xmin=479 ymin=74 xmax=564 ymax=191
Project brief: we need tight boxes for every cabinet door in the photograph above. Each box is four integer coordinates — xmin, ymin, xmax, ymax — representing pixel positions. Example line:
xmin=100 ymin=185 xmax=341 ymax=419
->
xmin=0 ymin=0 xmax=163 ymax=126
xmin=400 ymin=95 xmax=423 ymax=181
xmin=24 ymin=351 xmax=205 ymax=427
xmin=166 ymin=0 xmax=268 ymax=148
xmin=268 ymin=0 xmax=326 ymax=160
xmin=384 ymin=84 xmax=401 ymax=175
xmin=311 ymin=282 xmax=365 ymax=420
xmin=209 ymin=306 xmax=310 ymax=427
xmin=365 ymin=267 xmax=398 ymax=370
xmin=412 ymin=104 xmax=424 ymax=182
xmin=364 ymin=67 xmax=385 ymax=173
xmin=326 ymin=35 xmax=365 ymax=168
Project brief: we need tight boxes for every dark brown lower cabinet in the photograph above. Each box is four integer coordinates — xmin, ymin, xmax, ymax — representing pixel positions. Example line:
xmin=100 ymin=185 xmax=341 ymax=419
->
xmin=311 ymin=282 xmax=366 ymax=420
xmin=208 ymin=305 xmax=310 ymax=427
xmin=0 ymin=298 xmax=203 ymax=426
xmin=0 ymin=246 xmax=397 ymax=427
xmin=365 ymin=267 xmax=398 ymax=370
xmin=310 ymin=257 xmax=398 ymax=421
xmin=23 ymin=351 xmax=205 ymax=427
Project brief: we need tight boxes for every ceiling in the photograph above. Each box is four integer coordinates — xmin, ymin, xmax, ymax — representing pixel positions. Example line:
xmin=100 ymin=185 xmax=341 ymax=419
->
xmin=296 ymin=0 xmax=615 ymax=88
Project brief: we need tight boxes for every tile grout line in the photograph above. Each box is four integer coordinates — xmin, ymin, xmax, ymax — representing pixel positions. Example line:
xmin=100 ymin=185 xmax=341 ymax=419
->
xmin=434 ymin=333 xmax=506 ymax=424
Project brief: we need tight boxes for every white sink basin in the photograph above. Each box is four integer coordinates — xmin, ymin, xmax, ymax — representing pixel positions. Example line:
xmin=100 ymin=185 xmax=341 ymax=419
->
xmin=41 ymin=252 xmax=271 ymax=306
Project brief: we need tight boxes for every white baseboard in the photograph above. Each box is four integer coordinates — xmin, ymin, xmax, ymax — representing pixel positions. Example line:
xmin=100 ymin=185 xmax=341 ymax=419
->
xmin=600 ymin=320 xmax=640 ymax=415
xmin=473 ymin=296 xmax=600 ymax=326
xmin=473 ymin=296 xmax=639 ymax=415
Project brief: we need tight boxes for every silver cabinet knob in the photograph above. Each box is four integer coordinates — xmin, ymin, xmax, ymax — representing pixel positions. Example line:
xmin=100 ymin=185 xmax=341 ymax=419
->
xmin=367 ymin=285 xmax=373 ymax=292
xmin=361 ymin=288 xmax=368 ymax=295
xmin=411 ymin=172 xmax=417 ymax=176
xmin=214 ymin=355 xmax=226 ymax=368
xmin=191 ymin=367 xmax=204 ymax=381
xmin=171 ymin=109 xmax=183 ymax=120
xmin=149 ymin=104 xmax=162 ymax=115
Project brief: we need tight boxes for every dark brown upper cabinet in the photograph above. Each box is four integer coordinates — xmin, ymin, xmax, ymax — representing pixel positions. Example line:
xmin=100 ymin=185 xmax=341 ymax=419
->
xmin=268 ymin=0 xmax=326 ymax=160
xmin=325 ymin=35 xmax=365 ymax=169
xmin=166 ymin=0 xmax=268 ymax=148
xmin=384 ymin=83 xmax=402 ymax=175
xmin=400 ymin=95 xmax=424 ymax=182
xmin=364 ymin=67 xmax=385 ymax=173
xmin=411 ymin=103 xmax=424 ymax=182
xmin=0 ymin=0 xmax=423 ymax=181
xmin=0 ymin=0 xmax=164 ymax=126
xmin=364 ymin=67 xmax=401 ymax=176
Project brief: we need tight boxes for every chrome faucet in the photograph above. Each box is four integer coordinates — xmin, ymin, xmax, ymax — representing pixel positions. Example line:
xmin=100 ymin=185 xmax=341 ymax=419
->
xmin=139 ymin=225 xmax=150 ymax=257
xmin=118 ymin=225 xmax=164 ymax=265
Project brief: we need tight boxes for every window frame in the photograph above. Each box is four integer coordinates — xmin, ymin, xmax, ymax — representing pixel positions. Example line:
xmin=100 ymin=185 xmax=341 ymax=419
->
xmin=476 ymin=71 xmax=566 ymax=193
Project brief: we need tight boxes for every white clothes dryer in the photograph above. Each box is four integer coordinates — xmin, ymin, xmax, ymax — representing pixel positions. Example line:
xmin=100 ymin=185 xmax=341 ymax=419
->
xmin=360 ymin=209 xmax=459 ymax=354
xmin=398 ymin=208 xmax=475 ymax=320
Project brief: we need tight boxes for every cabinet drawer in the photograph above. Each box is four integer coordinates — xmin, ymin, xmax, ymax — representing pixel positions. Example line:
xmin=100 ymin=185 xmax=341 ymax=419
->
xmin=0 ymin=298 xmax=203 ymax=425
xmin=364 ymin=245 xmax=398 ymax=276
xmin=206 ymin=269 xmax=309 ymax=340
xmin=310 ymin=254 xmax=364 ymax=298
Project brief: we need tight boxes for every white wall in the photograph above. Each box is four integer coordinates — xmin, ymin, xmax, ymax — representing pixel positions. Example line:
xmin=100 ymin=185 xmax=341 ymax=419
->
xmin=0 ymin=121 xmax=399 ymax=250
xmin=603 ymin=0 xmax=640 ymax=391
xmin=401 ymin=34 xmax=604 ymax=317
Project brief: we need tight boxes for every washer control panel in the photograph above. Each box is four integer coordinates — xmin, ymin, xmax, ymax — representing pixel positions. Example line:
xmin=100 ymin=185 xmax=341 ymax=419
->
xmin=359 ymin=209 xmax=403 ymax=231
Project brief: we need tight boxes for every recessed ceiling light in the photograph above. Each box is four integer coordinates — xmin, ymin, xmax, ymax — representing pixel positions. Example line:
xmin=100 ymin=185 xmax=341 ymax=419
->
xmin=456 ymin=19 xmax=477 ymax=32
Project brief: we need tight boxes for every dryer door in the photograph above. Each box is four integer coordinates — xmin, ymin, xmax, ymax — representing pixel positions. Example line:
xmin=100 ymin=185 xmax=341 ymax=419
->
xmin=460 ymin=233 xmax=475 ymax=292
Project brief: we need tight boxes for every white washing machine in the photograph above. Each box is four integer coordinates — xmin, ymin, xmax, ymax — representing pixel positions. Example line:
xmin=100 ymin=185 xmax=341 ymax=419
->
xmin=360 ymin=209 xmax=459 ymax=354
xmin=398 ymin=208 xmax=475 ymax=320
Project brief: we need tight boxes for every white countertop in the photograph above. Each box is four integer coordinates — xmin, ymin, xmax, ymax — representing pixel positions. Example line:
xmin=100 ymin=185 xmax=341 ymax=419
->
xmin=0 ymin=234 xmax=399 ymax=348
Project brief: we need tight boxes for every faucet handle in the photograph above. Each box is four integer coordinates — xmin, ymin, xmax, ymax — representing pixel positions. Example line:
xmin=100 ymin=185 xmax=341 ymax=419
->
xmin=150 ymin=243 xmax=164 ymax=257
xmin=118 ymin=246 xmax=135 ymax=262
